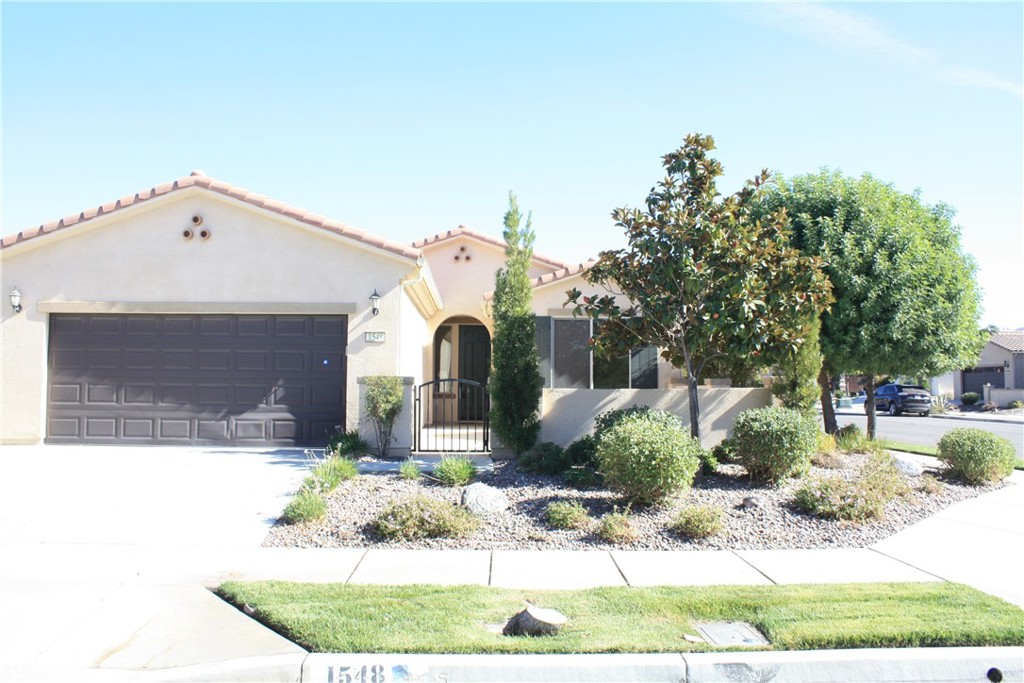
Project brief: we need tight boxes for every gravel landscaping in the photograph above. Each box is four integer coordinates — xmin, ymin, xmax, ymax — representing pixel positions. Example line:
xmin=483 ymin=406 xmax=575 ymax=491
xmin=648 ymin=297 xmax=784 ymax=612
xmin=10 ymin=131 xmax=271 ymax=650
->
xmin=263 ymin=453 xmax=1006 ymax=551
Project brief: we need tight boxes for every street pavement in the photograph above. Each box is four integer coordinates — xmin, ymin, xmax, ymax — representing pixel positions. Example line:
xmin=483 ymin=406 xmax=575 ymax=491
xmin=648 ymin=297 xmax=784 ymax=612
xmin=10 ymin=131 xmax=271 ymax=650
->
xmin=1 ymin=445 xmax=1022 ymax=682
xmin=834 ymin=407 xmax=1024 ymax=455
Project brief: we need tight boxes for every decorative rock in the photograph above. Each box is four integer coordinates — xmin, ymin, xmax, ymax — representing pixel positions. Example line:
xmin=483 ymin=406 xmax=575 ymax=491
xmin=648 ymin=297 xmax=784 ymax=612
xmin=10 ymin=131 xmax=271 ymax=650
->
xmin=503 ymin=603 xmax=568 ymax=636
xmin=740 ymin=496 xmax=759 ymax=509
xmin=893 ymin=455 xmax=924 ymax=478
xmin=461 ymin=482 xmax=510 ymax=516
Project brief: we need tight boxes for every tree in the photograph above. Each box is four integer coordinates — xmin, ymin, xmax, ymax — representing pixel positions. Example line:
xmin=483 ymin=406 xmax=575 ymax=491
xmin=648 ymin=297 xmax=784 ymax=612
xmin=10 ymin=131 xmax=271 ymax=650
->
xmin=567 ymin=134 xmax=832 ymax=441
xmin=489 ymin=191 xmax=544 ymax=454
xmin=756 ymin=171 xmax=985 ymax=438
xmin=771 ymin=312 xmax=823 ymax=413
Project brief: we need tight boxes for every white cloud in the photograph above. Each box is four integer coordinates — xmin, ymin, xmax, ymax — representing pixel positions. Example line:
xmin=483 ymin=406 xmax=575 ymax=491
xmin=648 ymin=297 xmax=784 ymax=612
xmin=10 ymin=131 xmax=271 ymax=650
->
xmin=740 ymin=3 xmax=1022 ymax=99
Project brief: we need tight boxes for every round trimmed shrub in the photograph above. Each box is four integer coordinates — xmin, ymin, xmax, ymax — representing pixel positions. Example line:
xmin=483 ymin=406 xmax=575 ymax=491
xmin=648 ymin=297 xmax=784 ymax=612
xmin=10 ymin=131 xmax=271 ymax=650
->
xmin=594 ymin=405 xmax=681 ymax=441
xmin=733 ymin=406 xmax=818 ymax=485
xmin=595 ymin=411 xmax=701 ymax=505
xmin=565 ymin=435 xmax=598 ymax=468
xmin=960 ymin=392 xmax=980 ymax=406
xmin=671 ymin=505 xmax=724 ymax=539
xmin=545 ymin=500 xmax=590 ymax=530
xmin=937 ymin=428 xmax=1015 ymax=485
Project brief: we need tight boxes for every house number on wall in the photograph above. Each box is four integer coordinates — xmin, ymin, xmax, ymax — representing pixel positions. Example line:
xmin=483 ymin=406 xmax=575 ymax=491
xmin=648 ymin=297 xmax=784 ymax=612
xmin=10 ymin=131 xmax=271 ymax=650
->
xmin=364 ymin=331 xmax=386 ymax=343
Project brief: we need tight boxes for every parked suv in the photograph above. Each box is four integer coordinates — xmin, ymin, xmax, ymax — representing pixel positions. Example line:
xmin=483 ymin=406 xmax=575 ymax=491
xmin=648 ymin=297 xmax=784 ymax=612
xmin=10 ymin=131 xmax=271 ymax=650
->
xmin=870 ymin=384 xmax=931 ymax=416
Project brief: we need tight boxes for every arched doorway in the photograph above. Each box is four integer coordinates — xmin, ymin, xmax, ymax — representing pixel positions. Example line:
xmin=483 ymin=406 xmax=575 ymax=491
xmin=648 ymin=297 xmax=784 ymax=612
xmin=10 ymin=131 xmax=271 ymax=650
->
xmin=415 ymin=317 xmax=491 ymax=452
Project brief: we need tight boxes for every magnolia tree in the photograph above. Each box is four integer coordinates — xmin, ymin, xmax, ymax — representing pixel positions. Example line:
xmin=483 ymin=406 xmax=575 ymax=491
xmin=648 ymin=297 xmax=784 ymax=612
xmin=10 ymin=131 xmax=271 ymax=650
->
xmin=567 ymin=134 xmax=832 ymax=441
xmin=756 ymin=171 xmax=985 ymax=438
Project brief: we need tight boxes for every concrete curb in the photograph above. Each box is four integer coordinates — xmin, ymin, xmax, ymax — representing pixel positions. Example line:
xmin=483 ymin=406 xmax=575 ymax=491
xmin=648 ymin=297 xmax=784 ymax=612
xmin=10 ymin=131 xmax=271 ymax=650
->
xmin=928 ymin=413 xmax=1024 ymax=426
xmin=299 ymin=647 xmax=1024 ymax=682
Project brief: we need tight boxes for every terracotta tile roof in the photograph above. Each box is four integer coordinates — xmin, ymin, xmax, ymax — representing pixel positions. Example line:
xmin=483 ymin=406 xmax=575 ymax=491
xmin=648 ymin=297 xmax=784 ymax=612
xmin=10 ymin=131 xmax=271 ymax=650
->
xmin=989 ymin=331 xmax=1024 ymax=353
xmin=1 ymin=171 xmax=423 ymax=261
xmin=483 ymin=259 xmax=597 ymax=301
xmin=412 ymin=224 xmax=570 ymax=270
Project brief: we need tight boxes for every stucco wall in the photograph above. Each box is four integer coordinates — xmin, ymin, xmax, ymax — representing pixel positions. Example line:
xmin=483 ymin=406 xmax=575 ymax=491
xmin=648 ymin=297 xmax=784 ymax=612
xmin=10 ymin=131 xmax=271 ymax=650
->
xmin=0 ymin=189 xmax=422 ymax=444
xmin=539 ymin=387 xmax=772 ymax=450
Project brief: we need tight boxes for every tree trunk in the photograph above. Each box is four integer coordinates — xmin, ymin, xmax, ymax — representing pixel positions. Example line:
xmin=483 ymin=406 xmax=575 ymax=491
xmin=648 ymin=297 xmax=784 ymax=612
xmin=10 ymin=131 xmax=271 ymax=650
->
xmin=503 ymin=604 xmax=567 ymax=636
xmin=864 ymin=374 xmax=877 ymax=440
xmin=687 ymin=374 xmax=701 ymax=442
xmin=818 ymin=368 xmax=838 ymax=434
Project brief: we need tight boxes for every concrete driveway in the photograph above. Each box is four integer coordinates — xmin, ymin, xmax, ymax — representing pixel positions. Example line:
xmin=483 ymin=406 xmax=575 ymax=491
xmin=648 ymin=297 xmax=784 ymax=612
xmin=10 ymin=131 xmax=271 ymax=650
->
xmin=0 ymin=445 xmax=310 ymax=547
xmin=0 ymin=445 xmax=312 ymax=681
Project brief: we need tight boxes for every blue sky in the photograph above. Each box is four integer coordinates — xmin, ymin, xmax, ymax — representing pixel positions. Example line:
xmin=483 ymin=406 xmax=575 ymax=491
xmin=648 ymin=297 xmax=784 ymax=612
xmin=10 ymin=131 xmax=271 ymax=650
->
xmin=3 ymin=2 xmax=1021 ymax=328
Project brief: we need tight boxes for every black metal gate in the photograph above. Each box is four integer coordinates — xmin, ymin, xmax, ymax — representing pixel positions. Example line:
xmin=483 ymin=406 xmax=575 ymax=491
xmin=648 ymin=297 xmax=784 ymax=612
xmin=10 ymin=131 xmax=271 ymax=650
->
xmin=414 ymin=379 xmax=490 ymax=452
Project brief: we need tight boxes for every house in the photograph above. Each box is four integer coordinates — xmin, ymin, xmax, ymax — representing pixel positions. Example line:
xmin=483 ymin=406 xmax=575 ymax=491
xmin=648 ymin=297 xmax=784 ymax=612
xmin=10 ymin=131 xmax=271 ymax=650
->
xmin=931 ymin=331 xmax=1024 ymax=406
xmin=0 ymin=173 xmax=769 ymax=454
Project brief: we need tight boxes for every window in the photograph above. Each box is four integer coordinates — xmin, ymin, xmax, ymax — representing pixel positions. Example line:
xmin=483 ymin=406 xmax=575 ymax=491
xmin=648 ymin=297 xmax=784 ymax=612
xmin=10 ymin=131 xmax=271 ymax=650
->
xmin=535 ymin=316 xmax=658 ymax=389
xmin=434 ymin=325 xmax=453 ymax=380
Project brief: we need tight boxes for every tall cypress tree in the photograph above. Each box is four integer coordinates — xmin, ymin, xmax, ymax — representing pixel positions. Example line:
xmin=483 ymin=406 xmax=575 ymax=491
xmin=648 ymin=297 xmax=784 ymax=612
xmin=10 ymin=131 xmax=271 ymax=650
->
xmin=490 ymin=192 xmax=543 ymax=454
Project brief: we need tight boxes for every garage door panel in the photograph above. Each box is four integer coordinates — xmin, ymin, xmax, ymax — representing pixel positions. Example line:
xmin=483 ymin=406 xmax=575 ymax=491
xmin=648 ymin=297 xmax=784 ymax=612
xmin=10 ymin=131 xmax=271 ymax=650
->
xmin=47 ymin=314 xmax=346 ymax=446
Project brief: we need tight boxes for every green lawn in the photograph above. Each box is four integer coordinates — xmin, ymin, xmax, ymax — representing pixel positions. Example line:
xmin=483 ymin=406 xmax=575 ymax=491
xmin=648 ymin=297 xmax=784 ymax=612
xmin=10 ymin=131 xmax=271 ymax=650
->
xmin=881 ymin=440 xmax=1024 ymax=470
xmin=217 ymin=582 xmax=1024 ymax=654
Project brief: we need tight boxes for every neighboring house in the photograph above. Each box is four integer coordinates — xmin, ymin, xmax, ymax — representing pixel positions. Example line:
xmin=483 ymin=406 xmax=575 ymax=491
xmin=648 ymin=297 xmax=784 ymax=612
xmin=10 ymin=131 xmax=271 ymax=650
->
xmin=0 ymin=173 xmax=769 ymax=454
xmin=931 ymin=331 xmax=1024 ymax=406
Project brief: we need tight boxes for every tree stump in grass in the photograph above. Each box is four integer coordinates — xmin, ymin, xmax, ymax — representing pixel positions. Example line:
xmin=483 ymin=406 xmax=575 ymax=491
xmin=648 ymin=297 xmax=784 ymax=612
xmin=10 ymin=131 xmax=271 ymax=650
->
xmin=502 ymin=603 xmax=568 ymax=636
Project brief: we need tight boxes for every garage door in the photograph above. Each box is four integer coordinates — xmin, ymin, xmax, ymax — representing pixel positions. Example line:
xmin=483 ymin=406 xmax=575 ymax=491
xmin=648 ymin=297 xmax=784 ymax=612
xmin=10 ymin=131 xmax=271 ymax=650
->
xmin=962 ymin=365 xmax=1004 ymax=397
xmin=46 ymin=314 xmax=347 ymax=446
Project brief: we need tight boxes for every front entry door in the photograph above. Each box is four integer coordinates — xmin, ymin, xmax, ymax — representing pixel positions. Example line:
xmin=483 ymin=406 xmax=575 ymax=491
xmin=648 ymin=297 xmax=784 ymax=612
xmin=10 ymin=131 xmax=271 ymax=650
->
xmin=458 ymin=325 xmax=490 ymax=420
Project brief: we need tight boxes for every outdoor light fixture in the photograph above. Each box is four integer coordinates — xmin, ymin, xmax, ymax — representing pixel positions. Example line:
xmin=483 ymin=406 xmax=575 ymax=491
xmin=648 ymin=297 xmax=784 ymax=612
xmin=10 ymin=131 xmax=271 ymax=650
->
xmin=370 ymin=289 xmax=381 ymax=316
xmin=9 ymin=287 xmax=22 ymax=314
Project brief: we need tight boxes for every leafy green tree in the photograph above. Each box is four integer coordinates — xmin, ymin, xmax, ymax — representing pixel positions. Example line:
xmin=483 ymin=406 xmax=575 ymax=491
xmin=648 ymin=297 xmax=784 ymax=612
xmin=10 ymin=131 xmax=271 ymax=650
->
xmin=771 ymin=313 xmax=823 ymax=413
xmin=489 ymin=192 xmax=543 ymax=454
xmin=756 ymin=171 xmax=985 ymax=438
xmin=567 ymin=134 xmax=832 ymax=441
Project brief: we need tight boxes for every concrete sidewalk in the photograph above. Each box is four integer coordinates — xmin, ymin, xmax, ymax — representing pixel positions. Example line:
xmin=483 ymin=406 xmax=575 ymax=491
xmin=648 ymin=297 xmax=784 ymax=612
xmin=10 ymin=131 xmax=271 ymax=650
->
xmin=2 ymin=449 xmax=1022 ymax=682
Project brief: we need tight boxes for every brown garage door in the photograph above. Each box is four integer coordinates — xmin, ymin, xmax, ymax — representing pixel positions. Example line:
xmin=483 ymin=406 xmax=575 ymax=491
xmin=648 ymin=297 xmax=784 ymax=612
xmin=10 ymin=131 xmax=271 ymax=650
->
xmin=46 ymin=314 xmax=347 ymax=446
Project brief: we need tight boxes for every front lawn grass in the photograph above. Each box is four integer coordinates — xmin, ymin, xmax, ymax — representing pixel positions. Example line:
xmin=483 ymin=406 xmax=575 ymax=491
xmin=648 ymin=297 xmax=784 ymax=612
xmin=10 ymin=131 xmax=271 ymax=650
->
xmin=217 ymin=582 xmax=1024 ymax=654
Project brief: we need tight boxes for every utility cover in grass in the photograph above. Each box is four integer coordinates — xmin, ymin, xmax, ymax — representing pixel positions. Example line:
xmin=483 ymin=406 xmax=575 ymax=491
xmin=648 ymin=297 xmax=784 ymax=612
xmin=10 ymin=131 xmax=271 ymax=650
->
xmin=696 ymin=622 xmax=769 ymax=646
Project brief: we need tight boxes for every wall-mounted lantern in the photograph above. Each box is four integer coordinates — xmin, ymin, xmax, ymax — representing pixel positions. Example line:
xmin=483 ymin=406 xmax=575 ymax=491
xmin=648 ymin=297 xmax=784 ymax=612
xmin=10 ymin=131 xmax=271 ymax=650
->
xmin=9 ymin=287 xmax=22 ymax=314
xmin=370 ymin=289 xmax=381 ymax=316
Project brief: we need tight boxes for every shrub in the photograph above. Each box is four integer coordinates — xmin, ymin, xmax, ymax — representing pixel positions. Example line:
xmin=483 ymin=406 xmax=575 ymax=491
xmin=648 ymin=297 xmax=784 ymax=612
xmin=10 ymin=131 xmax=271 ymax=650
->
xmin=699 ymin=449 xmax=719 ymax=476
xmin=433 ymin=456 xmax=477 ymax=487
xmin=733 ymin=407 xmax=818 ymax=485
xmin=372 ymin=496 xmax=479 ymax=540
xmin=711 ymin=437 xmax=740 ymax=464
xmin=399 ymin=459 xmax=421 ymax=481
xmin=565 ymin=436 xmax=598 ymax=468
xmin=595 ymin=411 xmax=702 ymax=505
xmin=918 ymin=474 xmax=943 ymax=496
xmin=812 ymin=451 xmax=845 ymax=469
xmin=938 ymin=428 xmax=1016 ymax=485
xmin=517 ymin=442 xmax=569 ymax=475
xmin=597 ymin=509 xmax=637 ymax=544
xmin=327 ymin=428 xmax=368 ymax=457
xmin=793 ymin=452 xmax=908 ymax=522
xmin=365 ymin=376 xmax=405 ymax=458
xmin=1009 ymin=400 xmax=1024 ymax=410
xmin=817 ymin=432 xmax=837 ymax=455
xmin=281 ymin=489 xmax=327 ymax=524
xmin=308 ymin=456 xmax=358 ymax=492
xmin=545 ymin=500 xmax=590 ymax=530
xmin=960 ymin=392 xmax=980 ymax=406
xmin=671 ymin=505 xmax=725 ymax=539
xmin=594 ymin=405 xmax=681 ymax=441
xmin=564 ymin=466 xmax=603 ymax=489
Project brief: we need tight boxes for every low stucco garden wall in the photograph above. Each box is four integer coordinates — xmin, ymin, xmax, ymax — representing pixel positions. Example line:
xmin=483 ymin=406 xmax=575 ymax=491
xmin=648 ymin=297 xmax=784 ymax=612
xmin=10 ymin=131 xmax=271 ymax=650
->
xmin=539 ymin=386 xmax=772 ymax=450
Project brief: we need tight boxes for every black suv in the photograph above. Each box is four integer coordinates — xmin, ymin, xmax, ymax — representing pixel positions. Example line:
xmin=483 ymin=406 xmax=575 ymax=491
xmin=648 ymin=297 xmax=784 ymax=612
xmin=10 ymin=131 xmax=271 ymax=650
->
xmin=870 ymin=384 xmax=931 ymax=417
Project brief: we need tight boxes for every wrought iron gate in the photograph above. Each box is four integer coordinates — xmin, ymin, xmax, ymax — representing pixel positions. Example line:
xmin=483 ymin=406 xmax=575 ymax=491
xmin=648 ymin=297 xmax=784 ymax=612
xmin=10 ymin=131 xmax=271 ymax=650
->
xmin=414 ymin=379 xmax=490 ymax=452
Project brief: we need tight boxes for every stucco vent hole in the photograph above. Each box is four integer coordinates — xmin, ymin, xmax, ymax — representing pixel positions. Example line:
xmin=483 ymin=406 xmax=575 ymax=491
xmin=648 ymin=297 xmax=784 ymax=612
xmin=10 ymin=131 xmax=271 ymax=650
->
xmin=200 ymin=229 xmax=211 ymax=240
xmin=192 ymin=215 xmax=203 ymax=226
xmin=183 ymin=229 xmax=194 ymax=240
